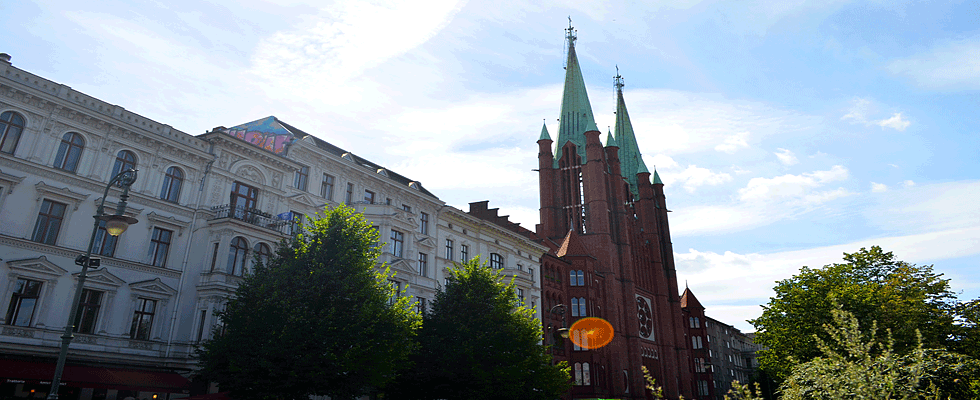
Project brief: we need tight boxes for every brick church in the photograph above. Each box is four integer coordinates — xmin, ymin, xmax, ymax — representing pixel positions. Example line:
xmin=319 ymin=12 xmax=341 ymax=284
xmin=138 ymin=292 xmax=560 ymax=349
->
xmin=536 ymin=23 xmax=695 ymax=399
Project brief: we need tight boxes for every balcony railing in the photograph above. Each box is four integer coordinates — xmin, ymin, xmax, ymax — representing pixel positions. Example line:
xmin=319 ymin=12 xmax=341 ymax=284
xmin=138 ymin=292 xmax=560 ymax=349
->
xmin=210 ymin=205 xmax=291 ymax=234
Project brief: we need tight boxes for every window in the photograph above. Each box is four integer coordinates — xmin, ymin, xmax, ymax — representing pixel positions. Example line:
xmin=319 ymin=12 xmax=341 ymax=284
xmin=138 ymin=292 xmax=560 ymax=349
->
xmin=571 ymin=297 xmax=586 ymax=317
xmin=196 ymin=310 xmax=208 ymax=342
xmin=416 ymin=297 xmax=426 ymax=314
xmin=254 ymin=243 xmax=272 ymax=267
xmin=489 ymin=253 xmax=503 ymax=269
xmin=130 ymin=298 xmax=157 ymax=340
xmin=418 ymin=252 xmax=428 ymax=277
xmin=294 ymin=165 xmax=309 ymax=191
xmin=695 ymin=317 xmax=700 ymax=328
xmin=111 ymin=150 xmax=137 ymax=178
xmin=582 ymin=363 xmax=591 ymax=386
xmin=517 ymin=288 xmax=524 ymax=302
xmin=420 ymin=212 xmax=429 ymax=235
xmin=572 ymin=329 xmax=589 ymax=351
xmin=402 ymin=204 xmax=411 ymax=212
xmin=228 ymin=236 xmax=249 ymax=275
xmin=692 ymin=336 xmax=703 ymax=349
xmin=73 ymin=289 xmax=103 ymax=334
xmin=230 ymin=181 xmax=258 ymax=211
xmin=345 ymin=183 xmax=354 ymax=204
xmin=54 ymin=132 xmax=84 ymax=172
xmin=91 ymin=219 xmax=118 ymax=257
xmin=290 ymin=211 xmax=305 ymax=235
xmin=574 ymin=363 xmax=583 ymax=385
xmin=461 ymin=244 xmax=469 ymax=261
xmin=149 ymin=227 xmax=173 ymax=267
xmin=698 ymin=381 xmax=709 ymax=396
xmin=160 ymin=166 xmax=184 ymax=203
xmin=570 ymin=270 xmax=586 ymax=286
xmin=529 ymin=268 xmax=535 ymax=282
xmin=0 ymin=111 xmax=25 ymax=154
xmin=320 ymin=174 xmax=335 ymax=200
xmin=364 ymin=190 xmax=375 ymax=204
xmin=209 ymin=243 xmax=220 ymax=272
xmin=445 ymin=239 xmax=454 ymax=260
xmin=32 ymin=199 xmax=67 ymax=244
xmin=390 ymin=230 xmax=404 ymax=257
xmin=5 ymin=278 xmax=41 ymax=326
xmin=690 ymin=317 xmax=696 ymax=328
xmin=386 ymin=198 xmax=392 ymax=205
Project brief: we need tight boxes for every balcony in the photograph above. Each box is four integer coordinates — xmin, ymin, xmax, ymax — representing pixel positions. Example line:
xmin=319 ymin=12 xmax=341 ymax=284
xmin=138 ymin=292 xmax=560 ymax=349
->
xmin=209 ymin=204 xmax=292 ymax=235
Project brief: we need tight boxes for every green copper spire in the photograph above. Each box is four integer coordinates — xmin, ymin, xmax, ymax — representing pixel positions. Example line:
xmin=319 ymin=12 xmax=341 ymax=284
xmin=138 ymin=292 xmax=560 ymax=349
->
xmin=652 ymin=168 xmax=663 ymax=184
xmin=605 ymin=127 xmax=618 ymax=147
xmin=539 ymin=120 xmax=552 ymax=141
xmin=613 ymin=69 xmax=644 ymax=197
xmin=554 ymin=20 xmax=598 ymax=165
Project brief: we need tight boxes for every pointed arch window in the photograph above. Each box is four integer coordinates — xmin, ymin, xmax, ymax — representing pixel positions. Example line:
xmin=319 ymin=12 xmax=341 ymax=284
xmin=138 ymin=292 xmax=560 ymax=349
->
xmin=570 ymin=270 xmax=585 ymax=286
xmin=111 ymin=150 xmax=137 ymax=178
xmin=228 ymin=236 xmax=249 ymax=276
xmin=54 ymin=132 xmax=84 ymax=172
xmin=160 ymin=166 xmax=184 ymax=203
xmin=0 ymin=111 xmax=25 ymax=154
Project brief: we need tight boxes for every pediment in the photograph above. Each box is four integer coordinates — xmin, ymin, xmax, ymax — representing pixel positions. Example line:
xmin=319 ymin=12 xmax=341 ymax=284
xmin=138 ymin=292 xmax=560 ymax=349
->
xmin=5 ymin=256 xmax=68 ymax=280
xmin=287 ymin=192 xmax=321 ymax=209
xmin=74 ymin=267 xmax=125 ymax=289
xmin=417 ymin=237 xmax=436 ymax=248
xmin=130 ymin=278 xmax=177 ymax=299
xmin=388 ymin=258 xmax=412 ymax=274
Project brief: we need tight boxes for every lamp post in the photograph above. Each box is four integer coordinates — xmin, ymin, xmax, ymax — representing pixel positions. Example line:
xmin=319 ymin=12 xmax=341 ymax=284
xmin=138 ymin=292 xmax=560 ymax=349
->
xmin=48 ymin=169 xmax=138 ymax=400
xmin=549 ymin=304 xmax=570 ymax=351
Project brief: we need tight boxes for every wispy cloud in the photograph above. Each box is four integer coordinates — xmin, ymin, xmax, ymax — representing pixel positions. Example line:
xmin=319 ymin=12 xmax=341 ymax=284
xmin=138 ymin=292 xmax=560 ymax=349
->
xmin=738 ymin=165 xmax=849 ymax=204
xmin=774 ymin=148 xmax=798 ymax=165
xmin=672 ymin=165 xmax=733 ymax=192
xmin=841 ymin=98 xmax=910 ymax=131
xmin=871 ymin=182 xmax=888 ymax=192
xmin=887 ymin=36 xmax=980 ymax=91
xmin=876 ymin=113 xmax=910 ymax=131
xmin=715 ymin=131 xmax=750 ymax=153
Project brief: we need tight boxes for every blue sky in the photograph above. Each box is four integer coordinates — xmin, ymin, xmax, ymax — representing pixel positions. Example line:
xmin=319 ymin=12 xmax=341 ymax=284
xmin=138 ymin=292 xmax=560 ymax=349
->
xmin=3 ymin=0 xmax=978 ymax=331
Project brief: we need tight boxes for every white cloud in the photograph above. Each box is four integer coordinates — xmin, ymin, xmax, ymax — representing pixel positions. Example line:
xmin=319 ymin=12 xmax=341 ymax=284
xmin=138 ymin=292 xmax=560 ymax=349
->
xmin=871 ymin=182 xmax=888 ymax=192
xmin=672 ymin=165 xmax=733 ymax=192
xmin=774 ymin=148 xmax=798 ymax=165
xmin=876 ymin=113 xmax=910 ymax=131
xmin=887 ymin=37 xmax=980 ymax=91
xmin=647 ymin=154 xmax=680 ymax=170
xmin=841 ymin=98 xmax=910 ymax=131
xmin=903 ymin=180 xmax=915 ymax=188
xmin=866 ymin=180 xmax=980 ymax=234
xmin=738 ymin=165 xmax=849 ymax=204
xmin=715 ymin=131 xmax=750 ymax=153
xmin=677 ymin=224 xmax=980 ymax=331
xmin=889 ymin=164 xmax=900 ymax=168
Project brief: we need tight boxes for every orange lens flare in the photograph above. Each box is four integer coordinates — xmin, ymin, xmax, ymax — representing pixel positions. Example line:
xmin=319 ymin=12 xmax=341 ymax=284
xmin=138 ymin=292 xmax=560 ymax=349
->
xmin=569 ymin=317 xmax=614 ymax=350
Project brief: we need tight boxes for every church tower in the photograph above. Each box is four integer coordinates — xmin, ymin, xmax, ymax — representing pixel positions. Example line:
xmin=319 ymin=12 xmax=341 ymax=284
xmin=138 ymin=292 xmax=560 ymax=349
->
xmin=536 ymin=21 xmax=694 ymax=399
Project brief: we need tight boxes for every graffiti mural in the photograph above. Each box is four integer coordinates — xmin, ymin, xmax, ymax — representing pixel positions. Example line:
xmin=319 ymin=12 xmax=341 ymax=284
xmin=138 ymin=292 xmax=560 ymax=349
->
xmin=223 ymin=116 xmax=296 ymax=155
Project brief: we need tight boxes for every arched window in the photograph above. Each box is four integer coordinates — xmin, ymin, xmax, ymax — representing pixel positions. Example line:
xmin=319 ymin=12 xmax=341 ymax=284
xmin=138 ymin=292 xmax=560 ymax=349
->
xmin=54 ymin=132 xmax=84 ymax=172
xmin=577 ymin=270 xmax=585 ymax=286
xmin=489 ymin=253 xmax=503 ymax=269
xmin=582 ymin=363 xmax=591 ymax=386
xmin=0 ymin=111 xmax=25 ymax=154
xmin=574 ymin=363 xmax=583 ymax=385
xmin=254 ymin=243 xmax=272 ymax=267
xmin=160 ymin=166 xmax=184 ymax=203
xmin=227 ymin=237 xmax=249 ymax=276
xmin=111 ymin=150 xmax=137 ymax=178
xmin=570 ymin=297 xmax=580 ymax=316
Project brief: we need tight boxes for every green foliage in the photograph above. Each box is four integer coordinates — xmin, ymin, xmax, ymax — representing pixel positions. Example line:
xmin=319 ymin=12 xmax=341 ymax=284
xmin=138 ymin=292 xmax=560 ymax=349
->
xmin=196 ymin=205 xmax=421 ymax=400
xmin=388 ymin=257 xmax=570 ymax=400
xmin=642 ymin=366 xmax=666 ymax=399
xmin=780 ymin=307 xmax=937 ymax=400
xmin=724 ymin=381 xmax=765 ymax=400
xmin=750 ymin=246 xmax=958 ymax=381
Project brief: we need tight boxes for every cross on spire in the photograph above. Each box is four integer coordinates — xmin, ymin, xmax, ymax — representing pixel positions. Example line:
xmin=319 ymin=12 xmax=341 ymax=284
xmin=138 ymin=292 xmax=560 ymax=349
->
xmin=614 ymin=65 xmax=625 ymax=92
xmin=565 ymin=16 xmax=577 ymax=47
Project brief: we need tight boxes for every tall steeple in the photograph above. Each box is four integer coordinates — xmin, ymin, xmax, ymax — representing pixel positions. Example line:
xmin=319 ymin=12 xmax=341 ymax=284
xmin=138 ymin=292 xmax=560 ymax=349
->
xmin=555 ymin=18 xmax=599 ymax=164
xmin=613 ymin=67 xmax=644 ymax=197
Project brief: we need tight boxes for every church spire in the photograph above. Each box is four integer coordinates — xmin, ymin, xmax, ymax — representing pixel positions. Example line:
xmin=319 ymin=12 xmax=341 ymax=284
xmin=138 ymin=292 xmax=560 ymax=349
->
xmin=613 ymin=67 xmax=644 ymax=197
xmin=555 ymin=18 xmax=599 ymax=164
xmin=539 ymin=119 xmax=552 ymax=141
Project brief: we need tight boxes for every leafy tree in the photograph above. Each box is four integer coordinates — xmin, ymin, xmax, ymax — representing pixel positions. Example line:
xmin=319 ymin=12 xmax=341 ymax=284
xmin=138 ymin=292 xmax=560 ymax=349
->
xmin=389 ymin=258 xmax=569 ymax=400
xmin=750 ymin=246 xmax=958 ymax=380
xmin=197 ymin=205 xmax=421 ymax=400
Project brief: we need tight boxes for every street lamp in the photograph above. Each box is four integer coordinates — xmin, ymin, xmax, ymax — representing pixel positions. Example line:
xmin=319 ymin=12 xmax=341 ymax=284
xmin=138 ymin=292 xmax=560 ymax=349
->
xmin=48 ymin=169 xmax=138 ymax=400
xmin=549 ymin=304 xmax=570 ymax=343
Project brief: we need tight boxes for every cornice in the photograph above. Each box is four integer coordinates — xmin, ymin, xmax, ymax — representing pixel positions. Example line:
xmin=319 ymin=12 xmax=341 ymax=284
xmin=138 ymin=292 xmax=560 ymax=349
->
xmin=0 ymin=234 xmax=181 ymax=279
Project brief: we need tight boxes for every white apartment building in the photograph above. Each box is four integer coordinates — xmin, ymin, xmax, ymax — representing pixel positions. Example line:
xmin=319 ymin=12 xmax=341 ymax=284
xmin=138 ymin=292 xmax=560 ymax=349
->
xmin=0 ymin=53 xmax=542 ymax=400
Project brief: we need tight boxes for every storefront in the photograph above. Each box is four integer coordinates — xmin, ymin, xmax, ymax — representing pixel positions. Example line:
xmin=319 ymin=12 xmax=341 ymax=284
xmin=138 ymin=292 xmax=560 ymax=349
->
xmin=0 ymin=359 xmax=190 ymax=400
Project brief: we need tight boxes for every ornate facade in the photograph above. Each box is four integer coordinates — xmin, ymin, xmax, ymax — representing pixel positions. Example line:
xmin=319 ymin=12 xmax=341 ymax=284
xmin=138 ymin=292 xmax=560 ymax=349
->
xmin=0 ymin=53 xmax=542 ymax=399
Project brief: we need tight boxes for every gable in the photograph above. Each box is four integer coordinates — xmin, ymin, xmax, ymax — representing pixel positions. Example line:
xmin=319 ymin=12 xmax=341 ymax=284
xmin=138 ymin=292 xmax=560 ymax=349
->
xmin=5 ymin=256 xmax=68 ymax=280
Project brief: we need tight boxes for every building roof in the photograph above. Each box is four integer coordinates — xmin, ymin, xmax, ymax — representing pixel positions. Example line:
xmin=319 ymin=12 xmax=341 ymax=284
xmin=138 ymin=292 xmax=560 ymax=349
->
xmin=605 ymin=128 xmax=618 ymax=148
xmin=555 ymin=229 xmax=587 ymax=258
xmin=680 ymin=287 xmax=705 ymax=311
xmin=652 ymin=168 xmax=663 ymax=184
xmin=539 ymin=120 xmax=552 ymax=141
xmin=554 ymin=26 xmax=599 ymax=165
xmin=215 ymin=116 xmax=440 ymax=200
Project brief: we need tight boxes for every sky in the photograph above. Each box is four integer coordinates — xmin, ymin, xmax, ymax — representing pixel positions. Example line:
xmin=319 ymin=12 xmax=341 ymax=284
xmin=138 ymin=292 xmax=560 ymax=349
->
xmin=3 ymin=0 xmax=978 ymax=332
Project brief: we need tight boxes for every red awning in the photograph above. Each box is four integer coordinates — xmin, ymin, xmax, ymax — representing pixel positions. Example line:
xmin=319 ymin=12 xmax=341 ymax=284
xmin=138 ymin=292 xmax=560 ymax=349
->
xmin=0 ymin=359 xmax=190 ymax=392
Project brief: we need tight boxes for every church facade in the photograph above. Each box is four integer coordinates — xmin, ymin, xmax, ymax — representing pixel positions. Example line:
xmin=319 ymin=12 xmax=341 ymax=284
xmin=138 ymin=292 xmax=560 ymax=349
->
xmin=536 ymin=25 xmax=695 ymax=399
